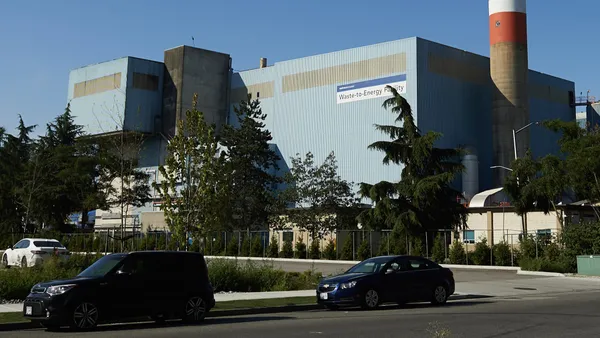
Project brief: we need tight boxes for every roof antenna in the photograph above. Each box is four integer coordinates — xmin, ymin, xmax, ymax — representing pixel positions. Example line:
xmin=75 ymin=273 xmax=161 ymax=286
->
xmin=191 ymin=36 xmax=195 ymax=47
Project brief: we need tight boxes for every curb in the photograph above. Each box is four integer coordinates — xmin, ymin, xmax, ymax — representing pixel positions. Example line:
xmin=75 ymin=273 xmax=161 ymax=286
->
xmin=516 ymin=270 xmax=566 ymax=277
xmin=0 ymin=304 xmax=321 ymax=332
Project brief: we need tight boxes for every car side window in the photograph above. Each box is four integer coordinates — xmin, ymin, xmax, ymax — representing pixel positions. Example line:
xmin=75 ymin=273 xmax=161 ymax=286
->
xmin=408 ymin=258 xmax=434 ymax=270
xmin=21 ymin=240 xmax=30 ymax=248
xmin=13 ymin=240 xmax=24 ymax=249
xmin=120 ymin=256 xmax=147 ymax=275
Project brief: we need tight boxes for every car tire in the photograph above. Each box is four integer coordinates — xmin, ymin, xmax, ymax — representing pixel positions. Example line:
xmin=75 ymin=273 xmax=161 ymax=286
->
xmin=1 ymin=255 xmax=9 ymax=268
xmin=21 ymin=256 xmax=27 ymax=268
xmin=70 ymin=302 xmax=99 ymax=330
xmin=182 ymin=296 xmax=207 ymax=324
xmin=360 ymin=289 xmax=380 ymax=310
xmin=431 ymin=285 xmax=449 ymax=305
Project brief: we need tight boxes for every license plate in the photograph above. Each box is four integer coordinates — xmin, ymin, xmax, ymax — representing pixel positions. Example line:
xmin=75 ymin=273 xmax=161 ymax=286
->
xmin=319 ymin=293 xmax=328 ymax=300
xmin=25 ymin=306 xmax=32 ymax=315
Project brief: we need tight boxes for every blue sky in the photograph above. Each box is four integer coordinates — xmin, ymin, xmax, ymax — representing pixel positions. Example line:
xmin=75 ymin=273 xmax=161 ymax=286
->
xmin=0 ymin=0 xmax=595 ymax=136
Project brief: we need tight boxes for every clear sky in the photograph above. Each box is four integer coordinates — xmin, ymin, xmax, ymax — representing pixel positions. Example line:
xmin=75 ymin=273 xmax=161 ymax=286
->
xmin=0 ymin=0 xmax=596 ymax=136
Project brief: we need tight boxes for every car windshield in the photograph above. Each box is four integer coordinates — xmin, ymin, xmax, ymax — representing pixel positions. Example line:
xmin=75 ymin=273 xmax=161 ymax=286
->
xmin=346 ymin=256 xmax=393 ymax=274
xmin=33 ymin=241 xmax=64 ymax=248
xmin=78 ymin=254 xmax=126 ymax=278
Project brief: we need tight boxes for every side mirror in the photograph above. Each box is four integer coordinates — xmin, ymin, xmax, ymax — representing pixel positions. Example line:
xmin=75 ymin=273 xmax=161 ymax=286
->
xmin=7 ymin=246 xmax=12 ymax=250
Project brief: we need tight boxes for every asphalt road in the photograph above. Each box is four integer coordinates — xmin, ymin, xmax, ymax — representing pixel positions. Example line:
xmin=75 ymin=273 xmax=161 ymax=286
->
xmin=6 ymin=290 xmax=600 ymax=337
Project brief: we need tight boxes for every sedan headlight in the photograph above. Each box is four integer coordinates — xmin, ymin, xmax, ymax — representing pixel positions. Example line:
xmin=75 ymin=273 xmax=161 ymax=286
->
xmin=46 ymin=284 xmax=77 ymax=296
xmin=340 ymin=281 xmax=357 ymax=289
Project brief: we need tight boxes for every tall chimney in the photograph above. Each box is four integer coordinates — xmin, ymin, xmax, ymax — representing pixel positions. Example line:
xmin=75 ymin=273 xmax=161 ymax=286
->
xmin=260 ymin=57 xmax=267 ymax=68
xmin=489 ymin=0 xmax=529 ymax=188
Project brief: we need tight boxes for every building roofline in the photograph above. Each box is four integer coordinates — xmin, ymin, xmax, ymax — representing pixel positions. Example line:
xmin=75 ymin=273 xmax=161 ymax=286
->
xmin=164 ymin=44 xmax=230 ymax=57
xmin=69 ymin=56 xmax=163 ymax=72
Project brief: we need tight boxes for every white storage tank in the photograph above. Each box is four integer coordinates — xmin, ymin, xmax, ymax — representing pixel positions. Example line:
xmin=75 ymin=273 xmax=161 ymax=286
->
xmin=462 ymin=154 xmax=479 ymax=203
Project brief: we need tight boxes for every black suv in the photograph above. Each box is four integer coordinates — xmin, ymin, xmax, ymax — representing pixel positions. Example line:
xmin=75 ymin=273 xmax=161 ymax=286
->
xmin=23 ymin=251 xmax=215 ymax=330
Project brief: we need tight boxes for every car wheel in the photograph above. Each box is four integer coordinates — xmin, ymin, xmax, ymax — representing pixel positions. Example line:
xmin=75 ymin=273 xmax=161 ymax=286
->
xmin=70 ymin=302 xmax=99 ymax=330
xmin=183 ymin=296 xmax=207 ymax=323
xmin=21 ymin=256 xmax=27 ymax=268
xmin=431 ymin=285 xmax=449 ymax=305
xmin=361 ymin=289 xmax=380 ymax=310
xmin=1 ymin=255 xmax=9 ymax=268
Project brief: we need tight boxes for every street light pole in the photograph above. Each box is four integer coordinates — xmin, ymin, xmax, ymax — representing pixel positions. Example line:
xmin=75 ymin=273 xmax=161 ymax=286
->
xmin=512 ymin=121 xmax=538 ymax=159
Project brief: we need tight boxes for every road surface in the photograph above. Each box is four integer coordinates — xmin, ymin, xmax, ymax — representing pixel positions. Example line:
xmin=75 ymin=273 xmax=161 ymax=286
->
xmin=5 ymin=290 xmax=600 ymax=337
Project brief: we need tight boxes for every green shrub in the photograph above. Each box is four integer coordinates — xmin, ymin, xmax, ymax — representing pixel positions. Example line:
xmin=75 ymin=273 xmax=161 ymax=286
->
xmin=470 ymin=238 xmax=491 ymax=265
xmin=240 ymin=236 xmax=251 ymax=257
xmin=280 ymin=240 xmax=293 ymax=258
xmin=225 ymin=236 xmax=239 ymax=256
xmin=411 ymin=236 xmax=423 ymax=256
xmin=357 ymin=239 xmax=371 ymax=261
xmin=340 ymin=235 xmax=354 ymax=260
xmin=519 ymin=256 xmax=574 ymax=274
xmin=323 ymin=239 xmax=336 ymax=260
xmin=294 ymin=237 xmax=307 ymax=259
xmin=0 ymin=255 xmax=323 ymax=302
xmin=449 ymin=241 xmax=466 ymax=265
xmin=493 ymin=241 xmax=512 ymax=266
xmin=267 ymin=236 xmax=279 ymax=258
xmin=250 ymin=235 xmax=263 ymax=257
xmin=377 ymin=234 xmax=390 ymax=256
xmin=431 ymin=233 xmax=446 ymax=263
xmin=309 ymin=239 xmax=321 ymax=259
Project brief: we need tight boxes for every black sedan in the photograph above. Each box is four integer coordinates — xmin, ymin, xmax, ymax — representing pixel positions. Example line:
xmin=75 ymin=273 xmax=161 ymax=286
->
xmin=316 ymin=255 xmax=455 ymax=310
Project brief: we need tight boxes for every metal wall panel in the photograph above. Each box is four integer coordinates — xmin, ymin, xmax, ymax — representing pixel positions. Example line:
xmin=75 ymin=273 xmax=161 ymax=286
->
xmin=67 ymin=57 xmax=130 ymax=135
xmin=417 ymin=38 xmax=574 ymax=192
xmin=233 ymin=38 xmax=418 ymax=194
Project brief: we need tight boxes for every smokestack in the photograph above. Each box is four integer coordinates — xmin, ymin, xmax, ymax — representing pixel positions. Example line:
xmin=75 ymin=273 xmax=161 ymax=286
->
xmin=489 ymin=0 xmax=529 ymax=188
xmin=260 ymin=58 xmax=267 ymax=68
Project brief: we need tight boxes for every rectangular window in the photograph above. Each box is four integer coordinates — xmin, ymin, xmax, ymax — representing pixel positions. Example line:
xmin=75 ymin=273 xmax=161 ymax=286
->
xmin=282 ymin=231 xmax=294 ymax=243
xmin=132 ymin=72 xmax=159 ymax=91
xmin=463 ymin=230 xmax=475 ymax=244
xmin=73 ymin=73 xmax=122 ymax=98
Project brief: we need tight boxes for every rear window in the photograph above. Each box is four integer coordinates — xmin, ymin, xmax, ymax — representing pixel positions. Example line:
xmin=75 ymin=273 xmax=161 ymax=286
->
xmin=33 ymin=241 xmax=64 ymax=248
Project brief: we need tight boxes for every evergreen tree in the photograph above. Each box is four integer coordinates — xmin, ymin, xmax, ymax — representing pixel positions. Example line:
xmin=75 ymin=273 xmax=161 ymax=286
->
xmin=154 ymin=94 xmax=229 ymax=250
xmin=358 ymin=86 xmax=467 ymax=236
xmin=220 ymin=95 xmax=281 ymax=231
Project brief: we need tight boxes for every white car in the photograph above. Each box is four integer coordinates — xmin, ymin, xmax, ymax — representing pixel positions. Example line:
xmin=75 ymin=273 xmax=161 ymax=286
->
xmin=2 ymin=238 xmax=71 ymax=268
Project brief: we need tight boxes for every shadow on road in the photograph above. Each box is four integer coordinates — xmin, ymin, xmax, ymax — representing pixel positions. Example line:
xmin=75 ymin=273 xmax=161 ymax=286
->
xmin=339 ymin=299 xmax=496 ymax=312
xmin=46 ymin=315 xmax=292 ymax=333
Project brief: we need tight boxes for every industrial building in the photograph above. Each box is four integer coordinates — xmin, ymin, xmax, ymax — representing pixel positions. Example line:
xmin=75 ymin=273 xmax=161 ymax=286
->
xmin=66 ymin=2 xmax=577 ymax=232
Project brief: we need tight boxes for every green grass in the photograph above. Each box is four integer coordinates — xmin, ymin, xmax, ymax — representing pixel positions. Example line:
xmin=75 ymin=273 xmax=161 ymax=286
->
xmin=0 ymin=312 xmax=26 ymax=324
xmin=0 ymin=296 xmax=316 ymax=324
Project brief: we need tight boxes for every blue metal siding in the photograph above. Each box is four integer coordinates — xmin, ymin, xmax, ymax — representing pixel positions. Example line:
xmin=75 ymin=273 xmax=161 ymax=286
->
xmin=67 ymin=58 xmax=129 ymax=135
xmin=233 ymin=38 xmax=418 ymax=193
xmin=124 ymin=58 xmax=165 ymax=134
xmin=417 ymin=39 xmax=575 ymax=192
xmin=528 ymin=71 xmax=575 ymax=160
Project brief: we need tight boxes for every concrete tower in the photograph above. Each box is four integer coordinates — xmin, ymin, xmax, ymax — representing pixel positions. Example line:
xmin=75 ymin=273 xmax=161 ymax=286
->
xmin=489 ymin=0 xmax=529 ymax=187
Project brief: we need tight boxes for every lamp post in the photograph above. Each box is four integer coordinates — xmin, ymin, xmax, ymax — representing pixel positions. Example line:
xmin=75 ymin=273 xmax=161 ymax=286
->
xmin=512 ymin=122 xmax=539 ymax=160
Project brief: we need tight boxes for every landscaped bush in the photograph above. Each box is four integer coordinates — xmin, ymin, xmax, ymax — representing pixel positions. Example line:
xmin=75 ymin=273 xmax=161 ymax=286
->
xmin=0 ymin=255 xmax=323 ymax=302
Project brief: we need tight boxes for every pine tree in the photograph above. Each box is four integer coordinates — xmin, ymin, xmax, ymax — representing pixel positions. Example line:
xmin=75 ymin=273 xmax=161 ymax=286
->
xmin=358 ymin=86 xmax=467 ymax=236
xmin=220 ymin=94 xmax=281 ymax=231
